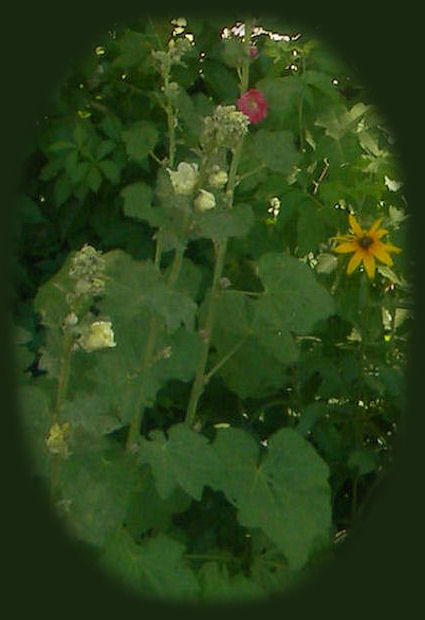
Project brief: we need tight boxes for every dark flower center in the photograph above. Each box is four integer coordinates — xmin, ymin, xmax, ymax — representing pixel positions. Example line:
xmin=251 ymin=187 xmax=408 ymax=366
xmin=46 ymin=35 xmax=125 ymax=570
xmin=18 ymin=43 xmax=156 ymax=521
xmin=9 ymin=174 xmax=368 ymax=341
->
xmin=359 ymin=235 xmax=373 ymax=249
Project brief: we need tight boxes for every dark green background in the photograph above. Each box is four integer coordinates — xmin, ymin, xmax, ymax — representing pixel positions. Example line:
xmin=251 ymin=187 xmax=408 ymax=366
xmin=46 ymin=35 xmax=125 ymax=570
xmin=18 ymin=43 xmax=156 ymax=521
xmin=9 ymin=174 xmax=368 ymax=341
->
xmin=2 ymin=0 xmax=421 ymax=616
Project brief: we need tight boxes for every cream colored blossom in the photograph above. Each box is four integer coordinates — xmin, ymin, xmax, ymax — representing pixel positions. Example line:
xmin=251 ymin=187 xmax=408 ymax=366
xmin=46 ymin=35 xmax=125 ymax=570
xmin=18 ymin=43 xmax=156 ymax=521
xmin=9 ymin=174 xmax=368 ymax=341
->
xmin=80 ymin=321 xmax=117 ymax=352
xmin=167 ymin=162 xmax=199 ymax=195
xmin=46 ymin=422 xmax=71 ymax=458
xmin=194 ymin=189 xmax=216 ymax=212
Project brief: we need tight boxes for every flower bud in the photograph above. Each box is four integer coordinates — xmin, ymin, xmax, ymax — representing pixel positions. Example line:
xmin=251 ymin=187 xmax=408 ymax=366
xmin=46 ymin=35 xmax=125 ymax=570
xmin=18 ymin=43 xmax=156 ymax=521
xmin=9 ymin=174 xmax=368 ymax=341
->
xmin=208 ymin=168 xmax=228 ymax=188
xmin=194 ymin=189 xmax=216 ymax=212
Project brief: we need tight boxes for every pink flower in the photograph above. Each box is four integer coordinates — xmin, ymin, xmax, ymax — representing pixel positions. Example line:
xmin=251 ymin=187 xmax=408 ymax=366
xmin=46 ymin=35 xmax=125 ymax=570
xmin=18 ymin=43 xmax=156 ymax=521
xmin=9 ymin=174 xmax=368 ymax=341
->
xmin=237 ymin=89 xmax=267 ymax=124
xmin=249 ymin=47 xmax=258 ymax=59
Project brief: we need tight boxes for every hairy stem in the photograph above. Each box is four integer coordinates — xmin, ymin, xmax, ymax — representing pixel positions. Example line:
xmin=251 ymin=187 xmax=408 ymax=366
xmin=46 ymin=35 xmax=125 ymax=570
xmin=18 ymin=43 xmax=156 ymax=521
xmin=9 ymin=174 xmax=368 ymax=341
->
xmin=185 ymin=239 xmax=229 ymax=427
xmin=50 ymin=331 xmax=74 ymax=502
xmin=185 ymin=21 xmax=253 ymax=428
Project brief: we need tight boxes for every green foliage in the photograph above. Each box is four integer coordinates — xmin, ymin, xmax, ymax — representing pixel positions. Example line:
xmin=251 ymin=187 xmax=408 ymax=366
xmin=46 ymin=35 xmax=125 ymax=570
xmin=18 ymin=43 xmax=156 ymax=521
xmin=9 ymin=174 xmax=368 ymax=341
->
xmin=14 ymin=13 xmax=410 ymax=604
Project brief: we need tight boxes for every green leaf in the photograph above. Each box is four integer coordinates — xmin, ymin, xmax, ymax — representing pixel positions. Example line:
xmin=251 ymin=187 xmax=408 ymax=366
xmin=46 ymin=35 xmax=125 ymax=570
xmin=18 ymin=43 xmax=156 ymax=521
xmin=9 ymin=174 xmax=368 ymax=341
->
xmin=98 ymin=159 xmax=120 ymax=184
xmin=121 ymin=182 xmax=153 ymax=221
xmin=122 ymin=121 xmax=158 ymax=166
xmin=221 ymin=38 xmax=245 ymax=68
xmin=100 ymin=114 xmax=123 ymax=140
xmin=17 ymin=383 xmax=51 ymax=480
xmin=100 ymin=529 xmax=199 ymax=600
xmin=54 ymin=175 xmax=73 ymax=206
xmin=62 ymin=392 xmax=123 ymax=438
xmin=210 ymin=427 xmax=331 ymax=569
xmin=252 ymin=130 xmax=300 ymax=174
xmin=59 ymin=441 xmax=137 ymax=547
xmin=199 ymin=562 xmax=264 ymax=601
xmin=102 ymin=249 xmax=196 ymax=333
xmin=256 ymin=252 xmax=334 ymax=335
xmin=124 ymin=467 xmax=192 ymax=538
xmin=113 ymin=30 xmax=150 ymax=69
xmin=95 ymin=140 xmax=115 ymax=160
xmin=190 ymin=204 xmax=254 ymax=242
xmin=296 ymin=202 xmax=327 ymax=255
xmin=86 ymin=165 xmax=102 ymax=192
xmin=138 ymin=423 xmax=221 ymax=501
xmin=34 ymin=254 xmax=73 ymax=327
xmin=202 ymin=59 xmax=239 ymax=102
xmin=210 ymin=291 xmax=290 ymax=398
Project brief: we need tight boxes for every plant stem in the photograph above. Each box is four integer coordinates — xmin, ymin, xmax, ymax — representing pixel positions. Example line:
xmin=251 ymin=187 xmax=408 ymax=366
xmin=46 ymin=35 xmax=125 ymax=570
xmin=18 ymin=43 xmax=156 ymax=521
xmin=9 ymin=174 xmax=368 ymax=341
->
xmin=185 ymin=239 xmax=229 ymax=427
xmin=184 ymin=22 xmax=253 ymax=428
xmin=50 ymin=331 xmax=74 ymax=502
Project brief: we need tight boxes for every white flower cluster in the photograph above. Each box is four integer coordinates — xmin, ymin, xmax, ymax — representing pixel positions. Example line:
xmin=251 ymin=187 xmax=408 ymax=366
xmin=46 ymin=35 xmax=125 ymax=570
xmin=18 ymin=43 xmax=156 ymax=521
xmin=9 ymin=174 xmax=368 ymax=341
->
xmin=201 ymin=105 xmax=250 ymax=151
xmin=79 ymin=320 xmax=117 ymax=353
xmin=69 ymin=244 xmax=106 ymax=297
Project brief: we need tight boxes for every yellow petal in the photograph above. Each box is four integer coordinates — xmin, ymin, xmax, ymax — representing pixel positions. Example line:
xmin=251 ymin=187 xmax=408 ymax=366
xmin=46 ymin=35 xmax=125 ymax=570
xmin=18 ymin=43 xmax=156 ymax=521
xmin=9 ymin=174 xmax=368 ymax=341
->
xmin=382 ymin=241 xmax=402 ymax=254
xmin=347 ymin=251 xmax=363 ymax=274
xmin=368 ymin=218 xmax=383 ymax=234
xmin=363 ymin=253 xmax=376 ymax=279
xmin=375 ymin=228 xmax=388 ymax=239
xmin=372 ymin=242 xmax=394 ymax=266
xmin=334 ymin=241 xmax=359 ymax=254
xmin=348 ymin=213 xmax=363 ymax=237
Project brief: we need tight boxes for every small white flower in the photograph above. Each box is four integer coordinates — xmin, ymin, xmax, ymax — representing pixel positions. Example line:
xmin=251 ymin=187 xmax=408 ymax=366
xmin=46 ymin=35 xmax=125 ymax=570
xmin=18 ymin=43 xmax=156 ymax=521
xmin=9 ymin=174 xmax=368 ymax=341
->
xmin=167 ymin=162 xmax=199 ymax=195
xmin=80 ymin=321 xmax=117 ymax=352
xmin=194 ymin=189 xmax=216 ymax=212
xmin=208 ymin=168 xmax=228 ymax=188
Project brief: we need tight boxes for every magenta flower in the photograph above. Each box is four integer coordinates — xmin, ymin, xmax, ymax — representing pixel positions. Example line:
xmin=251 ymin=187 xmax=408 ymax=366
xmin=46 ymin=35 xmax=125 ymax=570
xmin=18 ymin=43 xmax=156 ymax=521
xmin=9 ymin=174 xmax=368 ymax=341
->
xmin=237 ymin=89 xmax=267 ymax=124
xmin=249 ymin=47 xmax=258 ymax=59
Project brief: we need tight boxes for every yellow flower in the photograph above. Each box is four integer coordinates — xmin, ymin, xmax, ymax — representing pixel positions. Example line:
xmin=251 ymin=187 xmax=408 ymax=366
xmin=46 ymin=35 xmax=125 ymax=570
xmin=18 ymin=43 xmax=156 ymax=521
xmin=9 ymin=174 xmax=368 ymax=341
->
xmin=333 ymin=213 xmax=401 ymax=279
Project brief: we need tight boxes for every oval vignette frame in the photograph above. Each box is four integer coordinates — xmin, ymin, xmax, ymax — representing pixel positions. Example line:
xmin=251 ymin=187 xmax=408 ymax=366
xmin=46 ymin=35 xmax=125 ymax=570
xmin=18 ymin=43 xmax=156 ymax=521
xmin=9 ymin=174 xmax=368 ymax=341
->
xmin=2 ymin=0 xmax=420 ymax=616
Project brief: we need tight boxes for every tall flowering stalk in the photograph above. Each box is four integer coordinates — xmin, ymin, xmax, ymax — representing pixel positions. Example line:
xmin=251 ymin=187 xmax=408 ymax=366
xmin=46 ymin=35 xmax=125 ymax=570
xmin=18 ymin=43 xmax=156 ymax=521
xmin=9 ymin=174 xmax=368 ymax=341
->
xmin=185 ymin=20 xmax=254 ymax=428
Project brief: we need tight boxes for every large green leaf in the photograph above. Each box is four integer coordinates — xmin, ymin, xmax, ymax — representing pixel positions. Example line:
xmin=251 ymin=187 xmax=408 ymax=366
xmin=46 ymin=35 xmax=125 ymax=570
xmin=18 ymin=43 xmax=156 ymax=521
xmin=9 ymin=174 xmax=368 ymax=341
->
xmin=255 ymin=252 xmax=334 ymax=335
xmin=190 ymin=204 xmax=254 ymax=242
xmin=59 ymin=440 xmax=137 ymax=547
xmin=102 ymin=249 xmax=197 ymax=332
xmin=209 ymin=427 xmax=331 ymax=570
xmin=124 ymin=466 xmax=192 ymax=539
xmin=138 ymin=423 xmax=221 ymax=501
xmin=140 ymin=422 xmax=331 ymax=570
xmin=100 ymin=529 xmax=199 ymax=600
xmin=252 ymin=130 xmax=300 ymax=174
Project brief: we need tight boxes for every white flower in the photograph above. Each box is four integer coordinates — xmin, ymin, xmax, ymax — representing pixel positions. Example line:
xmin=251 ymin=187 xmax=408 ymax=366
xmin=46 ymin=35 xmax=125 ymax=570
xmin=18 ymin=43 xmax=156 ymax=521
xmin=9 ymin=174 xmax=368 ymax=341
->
xmin=208 ymin=168 xmax=228 ymax=188
xmin=194 ymin=189 xmax=216 ymax=212
xmin=167 ymin=162 xmax=199 ymax=195
xmin=80 ymin=321 xmax=117 ymax=352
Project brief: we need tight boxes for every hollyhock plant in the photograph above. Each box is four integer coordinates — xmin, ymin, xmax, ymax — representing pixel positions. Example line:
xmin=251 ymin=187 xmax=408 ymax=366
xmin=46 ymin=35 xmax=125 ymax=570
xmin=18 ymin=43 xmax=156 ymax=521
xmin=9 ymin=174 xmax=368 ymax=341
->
xmin=237 ymin=88 xmax=267 ymax=124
